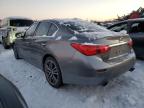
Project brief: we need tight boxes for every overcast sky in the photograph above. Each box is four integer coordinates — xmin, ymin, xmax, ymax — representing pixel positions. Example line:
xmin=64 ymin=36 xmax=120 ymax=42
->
xmin=0 ymin=0 xmax=143 ymax=21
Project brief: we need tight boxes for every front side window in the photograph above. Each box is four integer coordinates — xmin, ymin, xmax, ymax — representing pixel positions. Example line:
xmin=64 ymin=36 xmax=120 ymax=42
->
xmin=129 ymin=22 xmax=144 ymax=33
xmin=10 ymin=19 xmax=33 ymax=27
xmin=25 ymin=22 xmax=38 ymax=36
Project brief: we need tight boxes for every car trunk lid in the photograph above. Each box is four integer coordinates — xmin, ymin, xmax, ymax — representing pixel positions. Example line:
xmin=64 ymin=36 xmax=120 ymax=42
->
xmin=76 ymin=32 xmax=132 ymax=61
xmin=94 ymin=35 xmax=131 ymax=61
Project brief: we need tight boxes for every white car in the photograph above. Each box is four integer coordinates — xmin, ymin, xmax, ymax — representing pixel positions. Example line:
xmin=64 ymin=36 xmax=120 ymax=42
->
xmin=0 ymin=17 xmax=33 ymax=48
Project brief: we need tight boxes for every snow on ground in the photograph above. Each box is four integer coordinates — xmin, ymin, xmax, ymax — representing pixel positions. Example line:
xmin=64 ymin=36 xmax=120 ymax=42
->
xmin=0 ymin=44 xmax=144 ymax=108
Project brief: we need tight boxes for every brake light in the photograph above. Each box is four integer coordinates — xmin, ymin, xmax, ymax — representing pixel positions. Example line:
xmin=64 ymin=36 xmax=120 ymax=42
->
xmin=71 ymin=43 xmax=110 ymax=56
xmin=128 ymin=40 xmax=133 ymax=47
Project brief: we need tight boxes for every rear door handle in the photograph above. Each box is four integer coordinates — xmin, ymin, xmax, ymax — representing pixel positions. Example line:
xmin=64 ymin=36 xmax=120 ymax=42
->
xmin=25 ymin=42 xmax=30 ymax=44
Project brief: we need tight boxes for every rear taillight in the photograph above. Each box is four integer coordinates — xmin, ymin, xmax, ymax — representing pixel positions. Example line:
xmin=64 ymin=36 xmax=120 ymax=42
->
xmin=71 ymin=43 xmax=111 ymax=56
xmin=128 ymin=40 xmax=133 ymax=47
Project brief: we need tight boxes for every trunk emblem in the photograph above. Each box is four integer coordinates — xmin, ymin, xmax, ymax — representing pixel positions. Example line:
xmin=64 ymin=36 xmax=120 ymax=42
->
xmin=119 ymin=37 xmax=123 ymax=42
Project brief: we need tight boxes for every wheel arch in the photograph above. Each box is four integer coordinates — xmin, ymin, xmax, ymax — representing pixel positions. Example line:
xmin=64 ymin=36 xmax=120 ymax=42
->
xmin=42 ymin=54 xmax=63 ymax=83
xmin=42 ymin=54 xmax=60 ymax=71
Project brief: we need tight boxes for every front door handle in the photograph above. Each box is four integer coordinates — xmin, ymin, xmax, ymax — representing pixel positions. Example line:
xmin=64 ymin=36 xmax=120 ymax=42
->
xmin=25 ymin=42 xmax=30 ymax=44
xmin=41 ymin=43 xmax=46 ymax=46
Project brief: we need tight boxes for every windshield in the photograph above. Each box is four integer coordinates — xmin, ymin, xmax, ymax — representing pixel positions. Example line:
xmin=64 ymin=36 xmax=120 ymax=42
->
xmin=61 ymin=20 xmax=110 ymax=33
xmin=10 ymin=19 xmax=33 ymax=27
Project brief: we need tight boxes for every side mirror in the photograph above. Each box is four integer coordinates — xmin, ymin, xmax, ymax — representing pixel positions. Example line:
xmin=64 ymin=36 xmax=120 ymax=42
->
xmin=15 ymin=32 xmax=25 ymax=38
xmin=120 ymin=30 xmax=127 ymax=34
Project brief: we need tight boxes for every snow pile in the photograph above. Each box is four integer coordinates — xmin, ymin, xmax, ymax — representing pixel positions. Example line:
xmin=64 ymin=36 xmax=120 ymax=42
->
xmin=56 ymin=36 xmax=62 ymax=40
xmin=0 ymin=45 xmax=144 ymax=108
xmin=83 ymin=42 xmax=98 ymax=45
xmin=69 ymin=36 xmax=78 ymax=41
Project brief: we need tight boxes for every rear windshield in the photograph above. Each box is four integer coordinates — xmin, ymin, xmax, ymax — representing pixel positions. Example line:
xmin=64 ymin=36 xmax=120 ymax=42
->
xmin=61 ymin=20 xmax=109 ymax=33
xmin=10 ymin=19 xmax=33 ymax=27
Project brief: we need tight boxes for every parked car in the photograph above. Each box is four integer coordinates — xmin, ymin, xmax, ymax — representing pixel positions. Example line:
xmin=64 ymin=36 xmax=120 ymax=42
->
xmin=0 ymin=17 xmax=33 ymax=49
xmin=13 ymin=19 xmax=135 ymax=88
xmin=0 ymin=28 xmax=7 ymax=43
xmin=108 ymin=18 xmax=144 ymax=58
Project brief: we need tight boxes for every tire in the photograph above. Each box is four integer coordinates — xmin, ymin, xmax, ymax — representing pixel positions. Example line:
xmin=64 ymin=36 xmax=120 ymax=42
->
xmin=13 ymin=45 xmax=20 ymax=59
xmin=137 ymin=56 xmax=144 ymax=60
xmin=2 ymin=38 xmax=9 ymax=49
xmin=44 ymin=57 xmax=63 ymax=88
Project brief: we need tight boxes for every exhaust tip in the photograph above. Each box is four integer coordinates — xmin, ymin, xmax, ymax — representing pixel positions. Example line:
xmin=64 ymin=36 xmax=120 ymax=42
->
xmin=101 ymin=81 xmax=109 ymax=86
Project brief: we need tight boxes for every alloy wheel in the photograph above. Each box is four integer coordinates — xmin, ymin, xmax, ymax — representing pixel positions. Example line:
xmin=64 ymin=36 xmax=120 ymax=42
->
xmin=44 ymin=59 xmax=60 ymax=86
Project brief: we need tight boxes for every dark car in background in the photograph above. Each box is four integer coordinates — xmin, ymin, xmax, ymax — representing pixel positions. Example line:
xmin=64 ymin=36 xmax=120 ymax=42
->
xmin=108 ymin=18 xmax=144 ymax=58
xmin=13 ymin=19 xmax=135 ymax=88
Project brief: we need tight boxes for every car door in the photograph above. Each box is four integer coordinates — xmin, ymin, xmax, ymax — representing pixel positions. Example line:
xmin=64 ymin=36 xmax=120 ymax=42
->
xmin=17 ymin=22 xmax=39 ymax=61
xmin=128 ymin=21 xmax=144 ymax=55
xmin=27 ymin=21 xmax=58 ymax=68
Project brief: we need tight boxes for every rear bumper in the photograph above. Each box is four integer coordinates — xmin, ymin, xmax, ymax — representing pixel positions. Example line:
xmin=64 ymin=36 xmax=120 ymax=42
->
xmin=62 ymin=52 xmax=136 ymax=85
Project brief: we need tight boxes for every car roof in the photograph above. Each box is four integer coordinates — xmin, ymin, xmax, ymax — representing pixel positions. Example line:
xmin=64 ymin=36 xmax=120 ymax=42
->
xmin=4 ymin=16 xmax=33 ymax=21
xmin=42 ymin=19 xmax=59 ymax=24
xmin=41 ymin=18 xmax=89 ymax=25
xmin=126 ymin=18 xmax=144 ymax=22
xmin=114 ymin=18 xmax=144 ymax=25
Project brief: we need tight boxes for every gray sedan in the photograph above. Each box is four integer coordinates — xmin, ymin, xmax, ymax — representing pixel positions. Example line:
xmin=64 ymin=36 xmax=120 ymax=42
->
xmin=13 ymin=19 xmax=136 ymax=88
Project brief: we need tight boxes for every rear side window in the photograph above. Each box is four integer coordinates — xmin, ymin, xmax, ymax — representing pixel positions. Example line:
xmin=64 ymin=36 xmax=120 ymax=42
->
xmin=10 ymin=19 xmax=33 ymax=27
xmin=109 ymin=23 xmax=127 ymax=32
xmin=25 ymin=22 xmax=38 ymax=36
xmin=48 ymin=24 xmax=58 ymax=36
xmin=129 ymin=22 xmax=144 ymax=33
xmin=35 ymin=22 xmax=51 ymax=36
